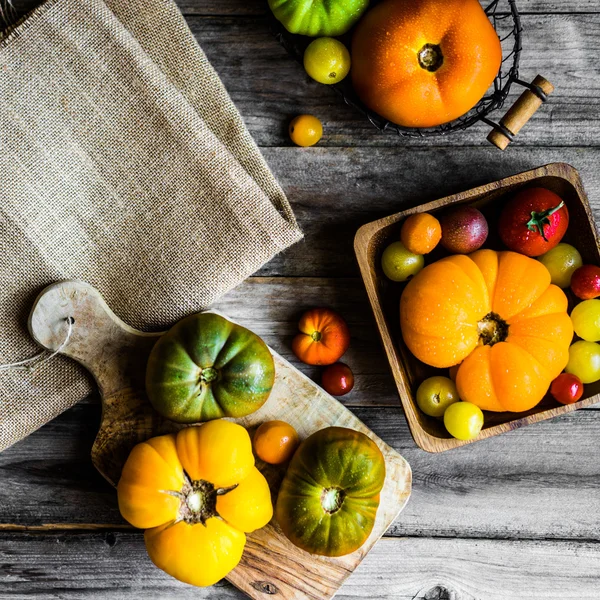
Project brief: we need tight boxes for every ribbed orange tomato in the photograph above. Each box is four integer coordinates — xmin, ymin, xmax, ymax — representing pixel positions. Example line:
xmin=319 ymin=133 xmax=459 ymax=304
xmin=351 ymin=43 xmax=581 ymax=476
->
xmin=400 ymin=250 xmax=573 ymax=412
xmin=351 ymin=0 xmax=502 ymax=128
xmin=292 ymin=308 xmax=350 ymax=365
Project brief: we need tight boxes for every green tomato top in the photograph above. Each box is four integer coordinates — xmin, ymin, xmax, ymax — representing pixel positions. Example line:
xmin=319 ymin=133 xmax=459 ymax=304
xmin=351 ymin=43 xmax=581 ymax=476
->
xmin=146 ymin=313 xmax=275 ymax=423
xmin=269 ymin=0 xmax=370 ymax=37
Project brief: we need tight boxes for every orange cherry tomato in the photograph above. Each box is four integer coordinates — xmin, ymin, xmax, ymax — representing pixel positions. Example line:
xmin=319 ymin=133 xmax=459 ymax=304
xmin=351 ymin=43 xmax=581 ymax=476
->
xmin=253 ymin=421 xmax=300 ymax=465
xmin=401 ymin=213 xmax=442 ymax=255
xmin=289 ymin=115 xmax=323 ymax=147
xmin=292 ymin=308 xmax=350 ymax=365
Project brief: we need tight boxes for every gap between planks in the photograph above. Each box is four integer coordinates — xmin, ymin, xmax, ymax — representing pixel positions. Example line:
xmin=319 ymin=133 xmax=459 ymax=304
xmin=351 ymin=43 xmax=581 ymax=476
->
xmin=3 ymin=526 xmax=600 ymax=546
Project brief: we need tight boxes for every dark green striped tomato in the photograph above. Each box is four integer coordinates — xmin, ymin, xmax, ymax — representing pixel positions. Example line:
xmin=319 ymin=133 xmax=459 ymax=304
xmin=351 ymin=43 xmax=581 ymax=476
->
xmin=275 ymin=427 xmax=385 ymax=557
xmin=146 ymin=313 xmax=275 ymax=423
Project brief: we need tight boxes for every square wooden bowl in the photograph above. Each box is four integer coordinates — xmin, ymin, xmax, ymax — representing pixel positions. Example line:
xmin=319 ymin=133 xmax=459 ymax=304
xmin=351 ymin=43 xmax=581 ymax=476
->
xmin=355 ymin=163 xmax=600 ymax=452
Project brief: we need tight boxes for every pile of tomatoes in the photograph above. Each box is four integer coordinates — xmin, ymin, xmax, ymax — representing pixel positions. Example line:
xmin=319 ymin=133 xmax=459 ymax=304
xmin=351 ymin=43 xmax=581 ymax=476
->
xmin=276 ymin=0 xmax=505 ymax=146
xmin=383 ymin=187 xmax=600 ymax=440
xmin=247 ymin=308 xmax=358 ymax=467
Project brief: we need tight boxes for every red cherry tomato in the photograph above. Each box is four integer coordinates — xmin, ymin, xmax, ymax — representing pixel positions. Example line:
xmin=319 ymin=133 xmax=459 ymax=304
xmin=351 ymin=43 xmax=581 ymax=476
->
xmin=499 ymin=188 xmax=569 ymax=257
xmin=321 ymin=363 xmax=354 ymax=396
xmin=550 ymin=373 xmax=584 ymax=405
xmin=571 ymin=265 xmax=600 ymax=300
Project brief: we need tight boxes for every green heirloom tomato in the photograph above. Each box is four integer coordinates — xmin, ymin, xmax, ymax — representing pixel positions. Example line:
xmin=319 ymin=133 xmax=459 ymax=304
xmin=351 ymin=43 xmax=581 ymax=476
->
xmin=275 ymin=427 xmax=385 ymax=557
xmin=146 ymin=313 xmax=275 ymax=423
xmin=268 ymin=0 xmax=370 ymax=37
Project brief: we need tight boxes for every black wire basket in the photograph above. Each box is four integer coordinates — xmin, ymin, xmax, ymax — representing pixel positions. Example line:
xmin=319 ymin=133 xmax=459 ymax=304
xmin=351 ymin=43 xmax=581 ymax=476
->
xmin=270 ymin=0 xmax=552 ymax=148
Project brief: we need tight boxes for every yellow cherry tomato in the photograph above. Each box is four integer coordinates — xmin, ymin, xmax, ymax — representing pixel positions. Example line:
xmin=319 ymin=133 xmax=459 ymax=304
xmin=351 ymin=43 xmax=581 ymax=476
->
xmin=289 ymin=115 xmax=323 ymax=147
xmin=416 ymin=376 xmax=460 ymax=418
xmin=444 ymin=402 xmax=484 ymax=440
xmin=304 ymin=37 xmax=351 ymax=85
xmin=381 ymin=241 xmax=424 ymax=282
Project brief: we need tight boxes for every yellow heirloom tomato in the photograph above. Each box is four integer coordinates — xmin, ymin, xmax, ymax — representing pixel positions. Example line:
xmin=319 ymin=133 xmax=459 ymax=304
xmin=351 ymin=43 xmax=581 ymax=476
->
xmin=117 ymin=421 xmax=273 ymax=587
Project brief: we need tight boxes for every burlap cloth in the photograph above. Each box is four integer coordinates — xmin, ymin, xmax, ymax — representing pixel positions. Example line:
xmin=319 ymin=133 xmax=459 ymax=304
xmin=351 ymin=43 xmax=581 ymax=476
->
xmin=0 ymin=0 xmax=302 ymax=450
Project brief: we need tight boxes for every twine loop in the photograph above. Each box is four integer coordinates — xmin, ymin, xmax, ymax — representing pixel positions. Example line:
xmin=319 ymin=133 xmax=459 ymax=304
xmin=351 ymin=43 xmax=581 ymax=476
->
xmin=0 ymin=317 xmax=74 ymax=374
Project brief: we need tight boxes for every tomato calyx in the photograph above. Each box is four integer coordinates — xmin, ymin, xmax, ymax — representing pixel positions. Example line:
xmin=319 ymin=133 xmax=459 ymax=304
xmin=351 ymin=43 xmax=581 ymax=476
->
xmin=526 ymin=201 xmax=565 ymax=242
xmin=418 ymin=43 xmax=443 ymax=72
xmin=320 ymin=487 xmax=346 ymax=514
xmin=477 ymin=312 xmax=509 ymax=346
xmin=200 ymin=366 xmax=219 ymax=384
xmin=311 ymin=330 xmax=323 ymax=343
xmin=168 ymin=474 xmax=238 ymax=526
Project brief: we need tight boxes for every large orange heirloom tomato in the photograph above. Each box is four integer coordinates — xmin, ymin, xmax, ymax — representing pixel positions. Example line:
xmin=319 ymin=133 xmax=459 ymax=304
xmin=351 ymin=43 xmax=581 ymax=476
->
xmin=351 ymin=0 xmax=502 ymax=128
xmin=400 ymin=250 xmax=573 ymax=412
xmin=117 ymin=421 xmax=272 ymax=587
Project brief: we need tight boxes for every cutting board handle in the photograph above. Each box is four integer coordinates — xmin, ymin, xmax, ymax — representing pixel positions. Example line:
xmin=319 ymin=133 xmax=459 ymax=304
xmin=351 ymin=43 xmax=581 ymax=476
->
xmin=487 ymin=75 xmax=554 ymax=150
xmin=28 ymin=281 xmax=170 ymax=486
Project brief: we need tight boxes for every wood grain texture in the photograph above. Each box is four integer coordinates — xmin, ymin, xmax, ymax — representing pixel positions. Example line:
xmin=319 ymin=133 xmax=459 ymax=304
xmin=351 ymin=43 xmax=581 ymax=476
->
xmin=13 ymin=0 xmax=600 ymax=20
xmin=7 ymin=4 xmax=600 ymax=151
xmin=182 ymin=14 xmax=600 ymax=147
xmin=173 ymin=0 xmax=600 ymax=16
xmin=3 ymin=403 xmax=600 ymax=542
xmin=3 ymin=1 xmax=600 ymax=598
xmin=356 ymin=163 xmax=600 ymax=452
xmin=3 ymin=532 xmax=600 ymax=599
xmin=255 ymin=146 xmax=600 ymax=278
xmin=27 ymin=281 xmax=411 ymax=600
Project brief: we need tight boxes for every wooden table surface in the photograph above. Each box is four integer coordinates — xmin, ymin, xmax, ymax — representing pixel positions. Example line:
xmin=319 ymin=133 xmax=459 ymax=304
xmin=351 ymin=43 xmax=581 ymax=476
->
xmin=2 ymin=0 xmax=600 ymax=598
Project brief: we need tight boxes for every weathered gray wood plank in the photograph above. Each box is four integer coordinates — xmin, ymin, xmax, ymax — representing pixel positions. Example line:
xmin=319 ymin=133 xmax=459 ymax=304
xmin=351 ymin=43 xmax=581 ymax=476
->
xmin=174 ymin=0 xmax=600 ymax=15
xmin=256 ymin=147 xmax=600 ymax=277
xmin=216 ymin=277 xmax=400 ymax=405
xmin=7 ymin=6 xmax=599 ymax=147
xmin=2 ymin=532 xmax=600 ymax=599
xmin=3 ymin=402 xmax=600 ymax=542
xmin=185 ymin=14 xmax=600 ymax=147
xmin=11 ymin=0 xmax=600 ymax=22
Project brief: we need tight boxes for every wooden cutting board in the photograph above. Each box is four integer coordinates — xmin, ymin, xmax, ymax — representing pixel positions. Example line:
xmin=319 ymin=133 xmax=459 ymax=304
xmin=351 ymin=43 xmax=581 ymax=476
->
xmin=28 ymin=281 xmax=412 ymax=600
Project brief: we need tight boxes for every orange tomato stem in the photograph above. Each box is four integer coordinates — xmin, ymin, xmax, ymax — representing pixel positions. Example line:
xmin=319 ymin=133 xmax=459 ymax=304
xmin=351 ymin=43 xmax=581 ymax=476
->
xmin=477 ymin=312 xmax=509 ymax=346
xmin=311 ymin=330 xmax=322 ymax=342
xmin=418 ymin=44 xmax=443 ymax=72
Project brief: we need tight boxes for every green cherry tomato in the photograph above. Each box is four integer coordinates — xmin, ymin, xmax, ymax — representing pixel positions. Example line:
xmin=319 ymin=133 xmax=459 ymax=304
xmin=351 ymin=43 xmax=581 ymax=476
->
xmin=416 ymin=376 xmax=460 ymax=418
xmin=381 ymin=241 xmax=424 ymax=282
xmin=304 ymin=38 xmax=351 ymax=85
xmin=571 ymin=299 xmax=600 ymax=342
xmin=539 ymin=243 xmax=583 ymax=289
xmin=443 ymin=402 xmax=484 ymax=441
xmin=565 ymin=340 xmax=600 ymax=384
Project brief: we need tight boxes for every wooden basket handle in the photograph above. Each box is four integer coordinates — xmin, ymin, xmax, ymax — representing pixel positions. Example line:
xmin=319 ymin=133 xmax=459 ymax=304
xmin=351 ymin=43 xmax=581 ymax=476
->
xmin=487 ymin=75 xmax=554 ymax=150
